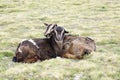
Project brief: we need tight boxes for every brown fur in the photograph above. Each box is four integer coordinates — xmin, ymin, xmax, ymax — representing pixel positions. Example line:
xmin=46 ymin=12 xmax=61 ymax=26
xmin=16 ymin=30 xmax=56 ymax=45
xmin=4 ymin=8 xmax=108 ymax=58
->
xmin=43 ymin=24 xmax=96 ymax=59
xmin=61 ymin=35 xmax=96 ymax=59
xmin=13 ymin=38 xmax=56 ymax=63
xmin=13 ymin=40 xmax=39 ymax=63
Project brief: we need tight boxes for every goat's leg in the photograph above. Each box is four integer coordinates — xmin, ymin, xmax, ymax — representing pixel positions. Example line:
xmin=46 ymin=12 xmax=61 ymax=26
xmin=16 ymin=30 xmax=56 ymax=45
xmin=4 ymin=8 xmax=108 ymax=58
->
xmin=62 ymin=52 xmax=77 ymax=59
xmin=76 ymin=55 xmax=84 ymax=59
xmin=24 ymin=56 xmax=39 ymax=63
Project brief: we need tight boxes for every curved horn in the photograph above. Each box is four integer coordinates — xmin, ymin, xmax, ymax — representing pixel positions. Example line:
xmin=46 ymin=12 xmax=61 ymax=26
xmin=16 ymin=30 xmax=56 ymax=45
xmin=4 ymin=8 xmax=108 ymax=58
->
xmin=64 ymin=29 xmax=69 ymax=33
xmin=44 ymin=23 xmax=49 ymax=26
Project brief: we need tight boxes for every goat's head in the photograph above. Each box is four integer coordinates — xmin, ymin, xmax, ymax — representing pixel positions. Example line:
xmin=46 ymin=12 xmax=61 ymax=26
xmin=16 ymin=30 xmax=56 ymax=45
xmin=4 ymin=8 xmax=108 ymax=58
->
xmin=13 ymin=47 xmax=28 ymax=62
xmin=52 ymin=26 xmax=69 ymax=41
xmin=12 ymin=51 xmax=26 ymax=62
xmin=44 ymin=23 xmax=69 ymax=41
xmin=44 ymin=23 xmax=69 ymax=55
xmin=44 ymin=23 xmax=57 ymax=38
xmin=12 ymin=43 xmax=39 ymax=63
xmin=13 ymin=51 xmax=38 ymax=63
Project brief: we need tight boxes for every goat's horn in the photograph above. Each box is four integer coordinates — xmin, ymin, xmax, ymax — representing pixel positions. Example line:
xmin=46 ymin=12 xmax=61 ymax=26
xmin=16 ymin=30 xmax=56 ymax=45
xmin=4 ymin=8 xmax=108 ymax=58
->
xmin=44 ymin=23 xmax=49 ymax=26
xmin=54 ymin=24 xmax=57 ymax=26
xmin=65 ymin=30 xmax=69 ymax=33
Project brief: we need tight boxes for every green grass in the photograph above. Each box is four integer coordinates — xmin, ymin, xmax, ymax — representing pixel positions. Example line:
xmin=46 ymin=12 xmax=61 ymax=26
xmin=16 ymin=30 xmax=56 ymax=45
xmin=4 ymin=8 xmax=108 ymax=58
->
xmin=0 ymin=0 xmax=120 ymax=80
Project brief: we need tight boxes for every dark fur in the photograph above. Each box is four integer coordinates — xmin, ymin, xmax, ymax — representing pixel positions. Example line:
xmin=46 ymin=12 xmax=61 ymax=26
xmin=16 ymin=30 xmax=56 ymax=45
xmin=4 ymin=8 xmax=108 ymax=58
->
xmin=44 ymin=23 xmax=96 ymax=59
xmin=13 ymin=40 xmax=39 ymax=63
xmin=12 ymin=25 xmax=69 ymax=63
xmin=12 ymin=38 xmax=57 ymax=63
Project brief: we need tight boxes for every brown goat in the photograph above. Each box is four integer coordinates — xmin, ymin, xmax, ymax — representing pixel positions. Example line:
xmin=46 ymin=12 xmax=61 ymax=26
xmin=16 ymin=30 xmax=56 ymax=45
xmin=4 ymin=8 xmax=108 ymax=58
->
xmin=12 ymin=39 xmax=39 ymax=63
xmin=62 ymin=35 xmax=96 ymax=59
xmin=44 ymin=23 xmax=96 ymax=59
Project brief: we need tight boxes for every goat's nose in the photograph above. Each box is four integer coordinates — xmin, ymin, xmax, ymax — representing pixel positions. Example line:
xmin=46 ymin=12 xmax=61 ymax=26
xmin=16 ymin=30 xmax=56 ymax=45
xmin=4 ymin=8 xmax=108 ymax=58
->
xmin=12 ymin=56 xmax=17 ymax=62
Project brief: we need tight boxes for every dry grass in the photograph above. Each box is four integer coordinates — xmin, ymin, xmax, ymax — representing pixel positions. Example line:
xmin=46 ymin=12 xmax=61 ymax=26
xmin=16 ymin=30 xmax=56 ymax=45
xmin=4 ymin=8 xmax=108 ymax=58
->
xmin=0 ymin=0 xmax=120 ymax=80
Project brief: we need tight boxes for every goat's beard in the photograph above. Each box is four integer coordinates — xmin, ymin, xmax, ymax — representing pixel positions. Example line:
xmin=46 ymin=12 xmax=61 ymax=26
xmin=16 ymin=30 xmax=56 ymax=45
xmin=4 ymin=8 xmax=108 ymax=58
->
xmin=55 ymin=39 xmax=63 ymax=50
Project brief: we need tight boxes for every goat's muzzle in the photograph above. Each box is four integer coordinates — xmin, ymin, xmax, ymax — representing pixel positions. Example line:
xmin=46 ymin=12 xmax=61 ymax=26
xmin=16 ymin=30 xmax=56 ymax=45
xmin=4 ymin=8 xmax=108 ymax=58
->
xmin=55 ymin=39 xmax=63 ymax=50
xmin=44 ymin=33 xmax=51 ymax=38
xmin=12 ymin=56 xmax=17 ymax=62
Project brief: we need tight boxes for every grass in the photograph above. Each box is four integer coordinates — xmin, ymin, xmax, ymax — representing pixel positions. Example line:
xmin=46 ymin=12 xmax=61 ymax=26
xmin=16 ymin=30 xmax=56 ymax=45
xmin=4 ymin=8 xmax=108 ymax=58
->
xmin=0 ymin=0 xmax=120 ymax=80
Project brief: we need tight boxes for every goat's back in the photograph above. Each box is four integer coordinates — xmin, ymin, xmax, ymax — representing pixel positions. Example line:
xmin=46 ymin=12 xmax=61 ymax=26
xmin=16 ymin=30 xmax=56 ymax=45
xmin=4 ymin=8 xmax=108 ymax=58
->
xmin=32 ymin=38 xmax=56 ymax=60
xmin=63 ymin=35 xmax=96 ymax=52
xmin=13 ymin=40 xmax=39 ymax=63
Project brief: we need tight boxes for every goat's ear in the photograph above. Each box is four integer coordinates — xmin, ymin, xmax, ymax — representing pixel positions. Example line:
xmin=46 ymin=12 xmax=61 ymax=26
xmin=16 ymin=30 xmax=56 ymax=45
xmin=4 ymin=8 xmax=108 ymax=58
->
xmin=65 ymin=30 xmax=69 ymax=33
xmin=54 ymin=24 xmax=57 ymax=27
xmin=44 ymin=23 xmax=49 ymax=26
xmin=53 ymin=24 xmax=57 ymax=28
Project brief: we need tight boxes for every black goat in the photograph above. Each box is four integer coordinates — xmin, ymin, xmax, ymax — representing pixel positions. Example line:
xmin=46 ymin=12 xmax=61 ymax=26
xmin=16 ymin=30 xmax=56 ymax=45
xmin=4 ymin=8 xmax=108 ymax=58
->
xmin=12 ymin=24 xmax=69 ymax=63
xmin=12 ymin=38 xmax=56 ymax=63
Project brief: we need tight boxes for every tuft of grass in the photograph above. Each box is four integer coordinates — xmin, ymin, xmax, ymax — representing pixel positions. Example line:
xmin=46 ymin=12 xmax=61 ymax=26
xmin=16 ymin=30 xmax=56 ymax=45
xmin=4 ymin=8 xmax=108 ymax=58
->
xmin=97 ymin=39 xmax=118 ymax=45
xmin=0 ymin=51 xmax=13 ymax=57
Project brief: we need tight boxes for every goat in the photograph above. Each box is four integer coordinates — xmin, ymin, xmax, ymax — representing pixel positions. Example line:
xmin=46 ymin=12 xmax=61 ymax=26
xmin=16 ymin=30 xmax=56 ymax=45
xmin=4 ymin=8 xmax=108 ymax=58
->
xmin=44 ymin=23 xmax=96 ymax=59
xmin=12 ymin=38 xmax=56 ymax=63
xmin=44 ymin=23 xmax=69 ymax=56
xmin=12 ymin=39 xmax=39 ymax=63
xmin=12 ymin=24 xmax=69 ymax=63
xmin=62 ymin=35 xmax=96 ymax=59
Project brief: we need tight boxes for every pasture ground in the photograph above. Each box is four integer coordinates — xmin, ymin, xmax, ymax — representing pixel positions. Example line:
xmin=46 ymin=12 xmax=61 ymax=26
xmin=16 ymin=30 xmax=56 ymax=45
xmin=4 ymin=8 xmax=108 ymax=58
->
xmin=0 ymin=0 xmax=120 ymax=80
